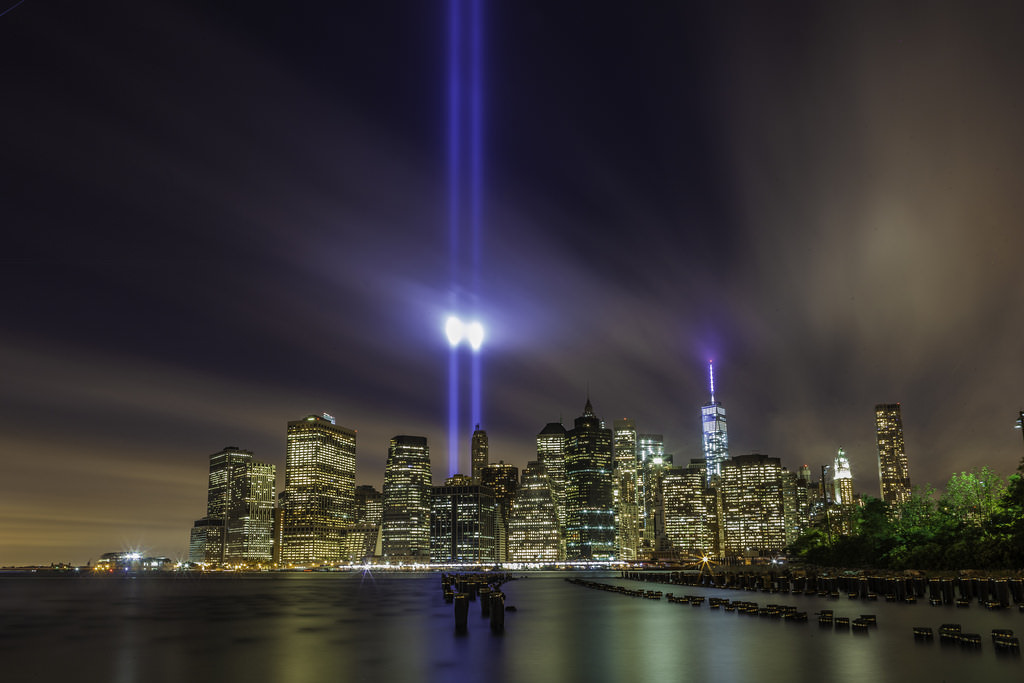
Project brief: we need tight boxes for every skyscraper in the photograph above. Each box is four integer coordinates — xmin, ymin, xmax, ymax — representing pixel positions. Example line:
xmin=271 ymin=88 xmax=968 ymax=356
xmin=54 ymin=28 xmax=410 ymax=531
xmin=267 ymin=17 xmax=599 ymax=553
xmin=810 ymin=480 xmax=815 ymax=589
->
xmin=382 ymin=435 xmax=432 ymax=562
xmin=718 ymin=454 xmax=787 ymax=558
xmin=508 ymin=461 xmax=563 ymax=563
xmin=564 ymin=398 xmax=615 ymax=561
xmin=701 ymin=361 xmax=729 ymax=485
xmin=661 ymin=462 xmax=715 ymax=558
xmin=613 ymin=418 xmax=640 ymax=561
xmin=430 ymin=479 xmax=497 ymax=564
xmin=471 ymin=425 xmax=489 ymax=483
xmin=537 ymin=422 xmax=567 ymax=530
xmin=637 ymin=432 xmax=667 ymax=554
xmin=189 ymin=446 xmax=276 ymax=566
xmin=481 ymin=461 xmax=519 ymax=562
xmin=875 ymin=403 xmax=911 ymax=506
xmin=279 ymin=414 xmax=357 ymax=566
xmin=833 ymin=448 xmax=854 ymax=506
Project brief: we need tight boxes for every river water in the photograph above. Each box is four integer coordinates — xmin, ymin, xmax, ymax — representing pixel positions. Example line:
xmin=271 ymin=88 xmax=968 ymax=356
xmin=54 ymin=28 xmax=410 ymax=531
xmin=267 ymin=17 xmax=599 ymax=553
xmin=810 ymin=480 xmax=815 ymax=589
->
xmin=1 ymin=572 xmax=1020 ymax=682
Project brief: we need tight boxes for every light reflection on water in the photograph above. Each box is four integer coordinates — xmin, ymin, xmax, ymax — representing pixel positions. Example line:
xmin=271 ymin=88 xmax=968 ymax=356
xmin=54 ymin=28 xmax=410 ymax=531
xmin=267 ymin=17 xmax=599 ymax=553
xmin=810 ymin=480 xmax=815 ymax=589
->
xmin=1 ymin=572 xmax=1020 ymax=682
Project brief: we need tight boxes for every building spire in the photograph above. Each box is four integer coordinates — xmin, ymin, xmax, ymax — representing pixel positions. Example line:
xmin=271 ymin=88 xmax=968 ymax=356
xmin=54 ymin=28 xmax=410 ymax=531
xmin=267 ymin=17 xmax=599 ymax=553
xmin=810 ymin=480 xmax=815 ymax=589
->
xmin=708 ymin=359 xmax=715 ymax=403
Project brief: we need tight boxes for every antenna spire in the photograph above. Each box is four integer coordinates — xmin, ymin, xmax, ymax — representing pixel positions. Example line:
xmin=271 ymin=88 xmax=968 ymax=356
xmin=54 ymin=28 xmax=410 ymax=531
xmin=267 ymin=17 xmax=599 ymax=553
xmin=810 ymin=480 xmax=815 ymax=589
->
xmin=708 ymin=359 xmax=715 ymax=403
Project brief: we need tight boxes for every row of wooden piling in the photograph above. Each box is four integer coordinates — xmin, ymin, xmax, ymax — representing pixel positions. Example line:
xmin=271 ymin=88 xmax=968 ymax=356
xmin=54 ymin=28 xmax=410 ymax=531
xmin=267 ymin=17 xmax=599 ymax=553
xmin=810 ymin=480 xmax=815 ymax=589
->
xmin=621 ymin=571 xmax=1024 ymax=609
xmin=912 ymin=624 xmax=1020 ymax=653
xmin=442 ymin=573 xmax=516 ymax=633
xmin=567 ymin=578 xmax=879 ymax=634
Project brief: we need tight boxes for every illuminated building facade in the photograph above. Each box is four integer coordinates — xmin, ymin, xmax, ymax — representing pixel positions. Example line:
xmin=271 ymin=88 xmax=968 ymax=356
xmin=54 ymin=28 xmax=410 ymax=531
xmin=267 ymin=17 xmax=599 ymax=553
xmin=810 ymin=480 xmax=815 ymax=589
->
xmin=348 ymin=485 xmax=383 ymax=562
xmin=833 ymin=448 xmax=854 ymax=505
xmin=481 ymin=461 xmax=519 ymax=562
xmin=565 ymin=399 xmax=615 ymax=560
xmin=355 ymin=485 xmax=383 ymax=526
xmin=718 ymin=453 xmax=787 ymax=558
xmin=508 ymin=461 xmax=563 ymax=563
xmin=382 ymin=435 xmax=432 ymax=562
xmin=537 ymin=422 xmax=567 ymax=530
xmin=701 ymin=361 xmax=729 ymax=485
xmin=782 ymin=470 xmax=814 ymax=546
xmin=188 ymin=446 xmax=276 ymax=566
xmin=875 ymin=403 xmax=911 ymax=506
xmin=429 ymin=481 xmax=497 ymax=564
xmin=613 ymin=418 xmax=641 ymax=561
xmin=662 ymin=462 xmax=716 ymax=557
xmin=471 ymin=425 xmax=489 ymax=483
xmin=279 ymin=414 xmax=357 ymax=565
xmin=637 ymin=433 xmax=667 ymax=555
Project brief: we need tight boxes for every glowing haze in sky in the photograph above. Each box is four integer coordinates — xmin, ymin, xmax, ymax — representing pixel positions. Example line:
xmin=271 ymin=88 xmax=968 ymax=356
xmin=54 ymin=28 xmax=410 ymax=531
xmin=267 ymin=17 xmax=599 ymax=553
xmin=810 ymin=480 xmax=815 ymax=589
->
xmin=2 ymin=0 xmax=1024 ymax=564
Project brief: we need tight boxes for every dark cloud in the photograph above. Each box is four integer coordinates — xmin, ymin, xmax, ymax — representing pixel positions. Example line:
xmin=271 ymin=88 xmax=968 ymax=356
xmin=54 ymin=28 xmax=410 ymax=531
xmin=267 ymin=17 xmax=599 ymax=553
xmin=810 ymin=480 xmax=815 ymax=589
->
xmin=2 ymin=1 xmax=1023 ymax=564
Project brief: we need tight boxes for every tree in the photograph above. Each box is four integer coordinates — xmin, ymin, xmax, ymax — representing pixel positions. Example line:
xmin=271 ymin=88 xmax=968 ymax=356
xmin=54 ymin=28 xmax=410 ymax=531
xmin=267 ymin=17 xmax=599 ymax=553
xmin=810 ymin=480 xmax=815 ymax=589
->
xmin=939 ymin=467 xmax=1007 ymax=526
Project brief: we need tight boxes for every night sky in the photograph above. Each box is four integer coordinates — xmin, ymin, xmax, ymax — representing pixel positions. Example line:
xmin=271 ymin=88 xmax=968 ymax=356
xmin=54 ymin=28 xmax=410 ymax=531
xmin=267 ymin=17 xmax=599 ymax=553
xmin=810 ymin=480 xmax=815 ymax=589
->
xmin=3 ymin=1 xmax=1023 ymax=565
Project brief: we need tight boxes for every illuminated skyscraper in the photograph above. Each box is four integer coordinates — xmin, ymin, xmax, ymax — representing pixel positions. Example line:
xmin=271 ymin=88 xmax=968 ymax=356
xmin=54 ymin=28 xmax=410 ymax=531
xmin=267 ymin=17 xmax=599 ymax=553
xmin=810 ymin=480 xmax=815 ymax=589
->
xmin=565 ymin=398 xmax=615 ymax=561
xmin=471 ymin=425 xmax=489 ymax=483
xmin=343 ymin=484 xmax=384 ymax=563
xmin=382 ymin=435 xmax=433 ymax=562
xmin=508 ymin=461 xmax=563 ymax=563
xmin=355 ymin=485 xmax=383 ymax=526
xmin=537 ymin=422 xmax=567 ymax=530
xmin=875 ymin=403 xmax=911 ymax=506
xmin=637 ymin=432 xmax=667 ymax=554
xmin=662 ymin=463 xmax=715 ymax=557
xmin=481 ymin=461 xmax=519 ymax=562
xmin=833 ymin=448 xmax=854 ymax=505
xmin=701 ymin=361 xmax=729 ymax=485
xmin=613 ymin=418 xmax=640 ymax=561
xmin=189 ymin=446 xmax=276 ymax=566
xmin=280 ymin=414 xmax=357 ymax=566
xmin=718 ymin=454 xmax=787 ymax=558
xmin=430 ymin=480 xmax=497 ymax=564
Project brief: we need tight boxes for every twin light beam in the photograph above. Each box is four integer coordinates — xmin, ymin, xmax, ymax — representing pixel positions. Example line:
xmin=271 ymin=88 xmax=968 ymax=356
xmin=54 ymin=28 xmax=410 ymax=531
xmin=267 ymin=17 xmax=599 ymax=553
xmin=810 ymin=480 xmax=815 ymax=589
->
xmin=445 ymin=0 xmax=485 ymax=477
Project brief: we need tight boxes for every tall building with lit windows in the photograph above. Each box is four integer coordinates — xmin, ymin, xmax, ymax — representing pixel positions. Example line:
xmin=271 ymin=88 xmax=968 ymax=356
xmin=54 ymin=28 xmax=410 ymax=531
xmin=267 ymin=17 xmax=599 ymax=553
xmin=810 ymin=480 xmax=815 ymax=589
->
xmin=662 ymin=462 xmax=715 ymax=558
xmin=564 ymin=399 xmax=615 ymax=561
xmin=279 ymin=414 xmax=357 ymax=566
xmin=537 ymin=422 xmax=567 ymax=530
xmin=508 ymin=461 xmax=563 ymax=563
xmin=613 ymin=419 xmax=641 ymax=561
xmin=718 ymin=453 xmax=787 ymax=558
xmin=875 ymin=403 xmax=910 ymax=506
xmin=481 ymin=461 xmax=519 ymax=562
xmin=637 ymin=432 xmax=667 ymax=554
xmin=701 ymin=361 xmax=729 ymax=485
xmin=471 ymin=426 xmax=489 ymax=483
xmin=430 ymin=479 xmax=497 ymax=564
xmin=382 ymin=435 xmax=432 ymax=562
xmin=833 ymin=448 xmax=854 ymax=505
xmin=189 ymin=447 xmax=276 ymax=566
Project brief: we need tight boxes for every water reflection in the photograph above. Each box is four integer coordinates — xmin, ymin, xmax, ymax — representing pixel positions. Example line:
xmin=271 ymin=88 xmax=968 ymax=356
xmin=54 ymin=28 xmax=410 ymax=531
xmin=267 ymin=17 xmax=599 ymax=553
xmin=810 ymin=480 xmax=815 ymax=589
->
xmin=0 ymin=573 xmax=1020 ymax=683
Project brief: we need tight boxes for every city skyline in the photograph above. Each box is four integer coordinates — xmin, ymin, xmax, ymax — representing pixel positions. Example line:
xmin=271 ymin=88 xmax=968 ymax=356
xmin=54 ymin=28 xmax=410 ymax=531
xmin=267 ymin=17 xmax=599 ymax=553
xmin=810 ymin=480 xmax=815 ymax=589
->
xmin=3 ymin=1 xmax=1024 ymax=565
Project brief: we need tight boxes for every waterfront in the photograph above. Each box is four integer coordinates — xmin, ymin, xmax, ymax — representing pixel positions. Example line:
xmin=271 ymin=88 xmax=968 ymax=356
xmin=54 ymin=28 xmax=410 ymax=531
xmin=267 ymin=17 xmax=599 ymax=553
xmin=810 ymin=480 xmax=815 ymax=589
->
xmin=1 ymin=572 xmax=1020 ymax=683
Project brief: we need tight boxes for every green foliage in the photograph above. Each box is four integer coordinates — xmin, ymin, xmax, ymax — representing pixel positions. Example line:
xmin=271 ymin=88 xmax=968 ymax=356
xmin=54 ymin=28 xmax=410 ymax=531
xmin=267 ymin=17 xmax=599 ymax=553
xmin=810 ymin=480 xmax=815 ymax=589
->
xmin=791 ymin=459 xmax=1024 ymax=570
xmin=939 ymin=467 xmax=1006 ymax=526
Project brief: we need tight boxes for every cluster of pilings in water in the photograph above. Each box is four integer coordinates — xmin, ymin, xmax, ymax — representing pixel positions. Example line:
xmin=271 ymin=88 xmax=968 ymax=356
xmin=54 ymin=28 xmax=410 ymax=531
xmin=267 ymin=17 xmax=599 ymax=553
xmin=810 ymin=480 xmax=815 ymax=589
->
xmin=566 ymin=578 xmax=881 ymax=634
xmin=911 ymin=624 xmax=1021 ymax=653
xmin=442 ymin=573 xmax=517 ymax=633
xmin=620 ymin=571 xmax=1024 ymax=609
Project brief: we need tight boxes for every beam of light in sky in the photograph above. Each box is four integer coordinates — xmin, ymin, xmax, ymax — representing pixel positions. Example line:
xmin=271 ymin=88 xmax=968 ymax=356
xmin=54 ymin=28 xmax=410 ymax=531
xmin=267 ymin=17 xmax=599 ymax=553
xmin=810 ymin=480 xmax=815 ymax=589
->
xmin=470 ymin=0 xmax=483 ymax=300
xmin=445 ymin=316 xmax=464 ymax=346
xmin=448 ymin=343 xmax=459 ymax=477
xmin=447 ymin=0 xmax=462 ymax=296
xmin=0 ymin=1 xmax=27 ymax=20
xmin=445 ymin=0 xmax=486 ymax=477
